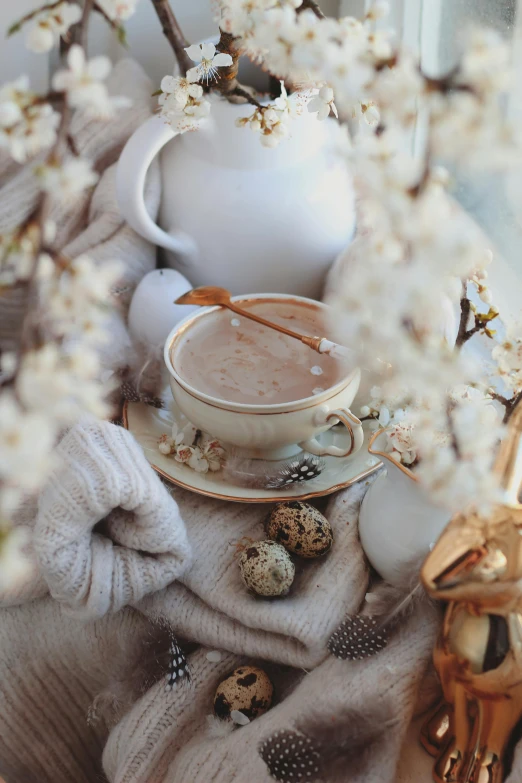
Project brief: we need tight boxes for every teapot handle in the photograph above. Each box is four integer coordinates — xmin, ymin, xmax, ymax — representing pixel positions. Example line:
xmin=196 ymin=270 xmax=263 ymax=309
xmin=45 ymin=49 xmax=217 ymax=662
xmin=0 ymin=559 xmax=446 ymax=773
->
xmin=116 ymin=115 xmax=197 ymax=257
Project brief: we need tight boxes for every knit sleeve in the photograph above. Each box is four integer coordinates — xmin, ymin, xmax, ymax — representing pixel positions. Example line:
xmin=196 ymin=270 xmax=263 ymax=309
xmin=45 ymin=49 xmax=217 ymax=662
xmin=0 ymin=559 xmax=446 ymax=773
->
xmin=34 ymin=416 xmax=191 ymax=618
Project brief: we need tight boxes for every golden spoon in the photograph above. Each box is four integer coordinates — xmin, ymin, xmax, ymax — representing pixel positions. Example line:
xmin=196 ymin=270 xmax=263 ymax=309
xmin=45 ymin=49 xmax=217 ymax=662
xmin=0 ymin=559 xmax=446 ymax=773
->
xmin=175 ymin=286 xmax=351 ymax=360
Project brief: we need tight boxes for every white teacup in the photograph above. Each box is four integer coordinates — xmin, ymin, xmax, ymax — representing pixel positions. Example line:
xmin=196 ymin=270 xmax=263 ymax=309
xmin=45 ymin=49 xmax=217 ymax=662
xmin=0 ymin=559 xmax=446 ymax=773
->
xmin=164 ymin=294 xmax=363 ymax=461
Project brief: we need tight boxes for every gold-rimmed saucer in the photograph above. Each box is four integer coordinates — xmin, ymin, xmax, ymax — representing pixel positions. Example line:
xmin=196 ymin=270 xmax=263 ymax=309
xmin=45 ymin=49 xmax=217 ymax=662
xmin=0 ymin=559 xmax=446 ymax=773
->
xmin=123 ymin=396 xmax=382 ymax=503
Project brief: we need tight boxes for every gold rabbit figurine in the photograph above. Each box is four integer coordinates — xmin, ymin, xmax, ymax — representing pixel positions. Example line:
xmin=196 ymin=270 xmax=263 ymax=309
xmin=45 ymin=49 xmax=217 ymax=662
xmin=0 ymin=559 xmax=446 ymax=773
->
xmin=420 ymin=402 xmax=522 ymax=783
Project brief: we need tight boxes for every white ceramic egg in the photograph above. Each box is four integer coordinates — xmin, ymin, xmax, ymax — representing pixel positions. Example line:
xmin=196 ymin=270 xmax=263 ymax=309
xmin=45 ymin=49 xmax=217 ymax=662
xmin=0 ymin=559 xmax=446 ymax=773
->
xmin=128 ymin=268 xmax=197 ymax=350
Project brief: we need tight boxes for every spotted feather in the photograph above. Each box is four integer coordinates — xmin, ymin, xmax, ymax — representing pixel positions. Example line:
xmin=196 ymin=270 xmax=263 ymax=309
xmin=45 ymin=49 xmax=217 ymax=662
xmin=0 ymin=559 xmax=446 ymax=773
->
xmin=165 ymin=638 xmax=190 ymax=691
xmin=328 ymin=615 xmax=389 ymax=660
xmin=259 ymin=729 xmax=323 ymax=782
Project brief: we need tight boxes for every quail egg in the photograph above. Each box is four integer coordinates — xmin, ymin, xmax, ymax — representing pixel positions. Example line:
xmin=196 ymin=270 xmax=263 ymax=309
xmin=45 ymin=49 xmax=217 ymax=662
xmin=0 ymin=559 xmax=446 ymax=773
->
xmin=214 ymin=666 xmax=273 ymax=721
xmin=238 ymin=540 xmax=295 ymax=597
xmin=265 ymin=501 xmax=333 ymax=559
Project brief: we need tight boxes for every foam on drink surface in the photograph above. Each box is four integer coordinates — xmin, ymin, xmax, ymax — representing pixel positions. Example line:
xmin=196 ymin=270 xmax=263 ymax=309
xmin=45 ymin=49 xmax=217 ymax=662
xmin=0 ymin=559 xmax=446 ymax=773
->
xmin=173 ymin=299 xmax=347 ymax=405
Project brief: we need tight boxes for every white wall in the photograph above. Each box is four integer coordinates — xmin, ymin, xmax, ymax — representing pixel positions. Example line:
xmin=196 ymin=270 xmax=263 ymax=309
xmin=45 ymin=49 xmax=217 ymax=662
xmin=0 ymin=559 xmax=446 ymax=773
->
xmin=0 ymin=0 xmax=340 ymax=89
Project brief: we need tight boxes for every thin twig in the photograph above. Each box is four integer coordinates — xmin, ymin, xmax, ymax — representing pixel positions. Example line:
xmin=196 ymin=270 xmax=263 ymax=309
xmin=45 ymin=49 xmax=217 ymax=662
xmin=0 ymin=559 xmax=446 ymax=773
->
xmin=456 ymin=291 xmax=498 ymax=348
xmin=298 ymin=0 xmax=326 ymax=19
xmin=1 ymin=0 xmax=94 ymax=390
xmin=506 ymin=390 xmax=522 ymax=422
xmin=230 ymin=85 xmax=262 ymax=108
xmin=79 ymin=0 xmax=94 ymax=50
xmin=213 ymin=29 xmax=264 ymax=108
xmin=7 ymin=0 xmax=63 ymax=35
xmin=456 ymin=292 xmax=472 ymax=347
xmin=446 ymin=405 xmax=461 ymax=459
xmin=422 ymin=66 xmax=474 ymax=97
xmin=490 ymin=391 xmax=510 ymax=409
xmin=408 ymin=146 xmax=432 ymax=199
xmin=66 ymin=133 xmax=80 ymax=156
xmin=490 ymin=390 xmax=522 ymax=423
xmin=94 ymin=1 xmax=126 ymax=45
xmin=149 ymin=0 xmax=192 ymax=76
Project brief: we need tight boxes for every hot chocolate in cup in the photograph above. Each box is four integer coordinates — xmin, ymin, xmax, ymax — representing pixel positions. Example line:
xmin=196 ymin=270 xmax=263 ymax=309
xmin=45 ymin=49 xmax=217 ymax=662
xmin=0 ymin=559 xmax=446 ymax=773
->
xmin=164 ymin=294 xmax=364 ymax=461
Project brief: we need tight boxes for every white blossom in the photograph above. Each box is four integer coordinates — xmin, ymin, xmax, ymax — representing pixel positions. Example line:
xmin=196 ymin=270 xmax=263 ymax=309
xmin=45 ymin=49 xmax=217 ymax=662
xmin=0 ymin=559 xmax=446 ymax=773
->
xmin=360 ymin=100 xmax=380 ymax=126
xmin=52 ymin=45 xmax=130 ymax=118
xmin=0 ymin=228 xmax=36 ymax=285
xmin=308 ymin=85 xmax=337 ymax=120
xmin=95 ymin=0 xmax=140 ymax=22
xmin=158 ymin=434 xmax=175 ymax=455
xmin=492 ymin=323 xmax=522 ymax=394
xmin=235 ymin=82 xmax=304 ymax=148
xmin=37 ymin=157 xmax=98 ymax=203
xmin=184 ymin=42 xmax=233 ymax=84
xmin=159 ymin=431 xmax=224 ymax=473
xmin=366 ymin=0 xmax=390 ymax=21
xmin=0 ymin=393 xmax=56 ymax=494
xmin=384 ymin=420 xmax=417 ymax=466
xmin=39 ymin=254 xmax=122 ymax=341
xmin=158 ymin=74 xmax=210 ymax=131
xmin=0 ymin=76 xmax=59 ymax=162
xmin=171 ymin=420 xmax=197 ymax=446
xmin=369 ymin=55 xmax=422 ymax=127
xmin=273 ymin=80 xmax=308 ymax=119
xmin=459 ymin=28 xmax=511 ymax=95
xmin=25 ymin=2 xmax=82 ymax=53
xmin=411 ymin=398 xmax=504 ymax=513
xmin=16 ymin=344 xmax=109 ymax=423
xmin=201 ymin=439 xmax=226 ymax=471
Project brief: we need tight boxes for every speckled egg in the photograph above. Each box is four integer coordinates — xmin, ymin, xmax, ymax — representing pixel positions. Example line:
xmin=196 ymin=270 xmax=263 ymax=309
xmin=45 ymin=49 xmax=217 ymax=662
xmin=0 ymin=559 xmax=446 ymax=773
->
xmin=214 ymin=666 xmax=274 ymax=721
xmin=265 ymin=501 xmax=333 ymax=559
xmin=238 ymin=540 xmax=295 ymax=597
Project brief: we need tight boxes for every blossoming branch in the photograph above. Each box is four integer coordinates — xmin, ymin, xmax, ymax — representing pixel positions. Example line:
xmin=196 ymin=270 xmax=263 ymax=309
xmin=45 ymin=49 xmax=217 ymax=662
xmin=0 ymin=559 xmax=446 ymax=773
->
xmin=0 ymin=0 xmax=138 ymax=588
xmin=147 ymin=0 xmax=522 ymax=512
xmin=2 ymin=0 xmax=522 ymax=585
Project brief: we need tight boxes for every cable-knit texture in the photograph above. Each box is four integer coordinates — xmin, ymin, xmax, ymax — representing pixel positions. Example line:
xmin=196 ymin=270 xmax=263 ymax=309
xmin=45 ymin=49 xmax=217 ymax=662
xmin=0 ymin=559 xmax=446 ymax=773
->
xmin=0 ymin=477 xmax=439 ymax=783
xmin=102 ymin=605 xmax=438 ymax=783
xmin=139 ymin=479 xmax=371 ymax=669
xmin=0 ymin=598 xmax=152 ymax=783
xmin=33 ymin=417 xmax=192 ymax=618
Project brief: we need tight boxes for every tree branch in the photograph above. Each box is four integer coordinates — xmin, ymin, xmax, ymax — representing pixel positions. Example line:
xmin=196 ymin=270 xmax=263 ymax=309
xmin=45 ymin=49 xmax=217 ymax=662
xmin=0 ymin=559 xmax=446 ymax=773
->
xmin=149 ymin=0 xmax=192 ymax=76
xmin=456 ymin=292 xmax=498 ymax=348
xmin=456 ymin=293 xmax=471 ymax=348
xmin=506 ymin=390 xmax=522 ymax=422
xmin=7 ymin=0 xmax=63 ymax=36
xmin=489 ymin=390 xmax=522 ymax=423
xmin=214 ymin=29 xmax=241 ymax=94
xmin=94 ymin=1 xmax=126 ymax=45
xmin=298 ymin=0 xmax=326 ymax=19
xmin=229 ymin=85 xmax=263 ymax=108
xmin=1 ymin=1 xmax=94 ymax=389
xmin=211 ymin=29 xmax=264 ymax=108
xmin=79 ymin=0 xmax=94 ymax=50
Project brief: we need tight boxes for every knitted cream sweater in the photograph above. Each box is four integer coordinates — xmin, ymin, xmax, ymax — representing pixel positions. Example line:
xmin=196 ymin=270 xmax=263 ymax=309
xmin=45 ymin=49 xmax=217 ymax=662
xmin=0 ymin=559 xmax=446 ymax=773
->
xmin=0 ymin=411 xmax=440 ymax=783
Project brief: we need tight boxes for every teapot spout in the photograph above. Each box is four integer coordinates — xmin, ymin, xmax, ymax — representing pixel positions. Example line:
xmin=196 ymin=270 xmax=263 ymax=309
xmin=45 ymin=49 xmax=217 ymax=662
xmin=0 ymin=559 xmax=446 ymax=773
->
xmin=494 ymin=399 xmax=522 ymax=508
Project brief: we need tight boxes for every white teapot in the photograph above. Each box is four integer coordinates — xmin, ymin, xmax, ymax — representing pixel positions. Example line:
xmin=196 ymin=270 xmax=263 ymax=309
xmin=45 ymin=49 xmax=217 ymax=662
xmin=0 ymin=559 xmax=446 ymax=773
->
xmin=116 ymin=95 xmax=355 ymax=299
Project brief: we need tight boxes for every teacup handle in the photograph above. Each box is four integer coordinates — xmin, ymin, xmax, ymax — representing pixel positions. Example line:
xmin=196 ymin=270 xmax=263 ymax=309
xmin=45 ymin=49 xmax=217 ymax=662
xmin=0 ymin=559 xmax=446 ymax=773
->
xmin=299 ymin=408 xmax=364 ymax=458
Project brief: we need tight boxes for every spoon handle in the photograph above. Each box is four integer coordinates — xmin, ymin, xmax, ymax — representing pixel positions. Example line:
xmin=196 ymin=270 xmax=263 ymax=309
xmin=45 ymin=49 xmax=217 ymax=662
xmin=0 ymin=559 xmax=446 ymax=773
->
xmin=317 ymin=339 xmax=354 ymax=362
xmin=227 ymin=302 xmax=324 ymax=353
